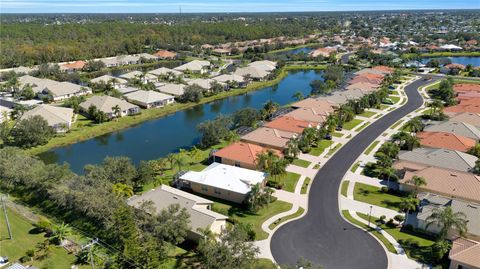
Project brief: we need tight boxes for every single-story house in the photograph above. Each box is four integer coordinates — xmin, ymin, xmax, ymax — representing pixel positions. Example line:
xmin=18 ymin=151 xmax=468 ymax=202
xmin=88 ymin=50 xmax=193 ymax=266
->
xmin=156 ymin=83 xmax=186 ymax=96
xmin=248 ymin=60 xmax=277 ymax=72
xmin=174 ymin=60 xmax=211 ymax=74
xmin=124 ymin=90 xmax=174 ymax=108
xmin=234 ymin=66 xmax=270 ymax=81
xmin=397 ymin=165 xmax=480 ymax=204
xmin=80 ymin=95 xmax=140 ymax=119
xmin=179 ymin=162 xmax=267 ymax=204
xmin=345 ymin=82 xmax=380 ymax=92
xmin=212 ymin=48 xmax=231 ymax=56
xmin=212 ymin=141 xmax=283 ymax=170
xmin=38 ymin=81 xmax=92 ymax=101
xmin=416 ymin=131 xmax=476 ymax=152
xmin=21 ymin=104 xmax=75 ymax=133
xmin=424 ymin=121 xmax=480 ymax=140
xmin=396 ymin=148 xmax=478 ymax=173
xmin=119 ymin=71 xmax=157 ymax=83
xmin=448 ymin=112 xmax=480 ymax=128
xmin=444 ymin=98 xmax=480 ymax=115
xmin=18 ymin=75 xmax=57 ymax=94
xmin=241 ymin=127 xmax=296 ymax=151
xmin=264 ymin=116 xmax=319 ymax=134
xmin=153 ymin=50 xmax=177 ymax=59
xmin=441 ymin=64 xmax=466 ymax=74
xmin=187 ymin=78 xmax=225 ymax=91
xmin=284 ymin=107 xmax=327 ymax=124
xmin=213 ymin=74 xmax=247 ymax=88
xmin=449 ymin=238 xmax=480 ymax=269
xmin=148 ymin=67 xmax=183 ymax=77
xmin=117 ymin=87 xmax=139 ymax=95
xmin=406 ymin=192 xmax=480 ymax=241
xmin=90 ymin=75 xmax=128 ymax=88
xmin=454 ymin=84 xmax=480 ymax=94
xmin=127 ymin=184 xmax=227 ymax=241
xmin=291 ymin=98 xmax=337 ymax=114
xmin=309 ymin=47 xmax=336 ymax=58
xmin=60 ymin=60 xmax=86 ymax=73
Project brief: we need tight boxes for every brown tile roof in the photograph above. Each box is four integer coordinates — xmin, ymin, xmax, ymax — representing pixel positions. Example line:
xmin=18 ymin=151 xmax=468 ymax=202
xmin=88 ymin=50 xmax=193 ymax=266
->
xmin=454 ymin=83 xmax=480 ymax=94
xmin=448 ymin=112 xmax=480 ymax=127
xmin=213 ymin=142 xmax=282 ymax=167
xmin=264 ymin=116 xmax=317 ymax=134
xmin=241 ymin=127 xmax=296 ymax=149
xmin=417 ymin=131 xmax=476 ymax=152
xmin=284 ymin=108 xmax=327 ymax=123
xmin=445 ymin=63 xmax=466 ymax=70
xmin=290 ymin=98 xmax=336 ymax=114
xmin=345 ymin=82 xmax=380 ymax=92
xmin=400 ymin=166 xmax=480 ymax=203
xmin=449 ymin=238 xmax=480 ymax=269
xmin=63 ymin=60 xmax=86 ymax=69
xmin=153 ymin=50 xmax=177 ymax=58
xmin=349 ymin=75 xmax=383 ymax=85
xmin=371 ymin=65 xmax=395 ymax=74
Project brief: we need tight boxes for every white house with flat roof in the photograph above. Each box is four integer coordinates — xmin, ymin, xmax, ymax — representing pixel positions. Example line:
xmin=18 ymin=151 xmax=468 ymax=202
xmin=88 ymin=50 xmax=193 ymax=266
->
xmin=127 ymin=184 xmax=227 ymax=240
xmin=179 ymin=162 xmax=267 ymax=203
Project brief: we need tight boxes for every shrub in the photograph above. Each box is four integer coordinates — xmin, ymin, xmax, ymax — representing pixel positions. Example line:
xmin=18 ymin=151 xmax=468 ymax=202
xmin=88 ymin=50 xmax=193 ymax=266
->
xmin=404 ymin=224 xmax=413 ymax=231
xmin=266 ymin=180 xmax=283 ymax=189
xmin=394 ymin=214 xmax=405 ymax=223
xmin=36 ymin=217 xmax=52 ymax=233
xmin=379 ymin=215 xmax=387 ymax=224
xmin=381 ymin=186 xmax=389 ymax=193
xmin=386 ymin=218 xmax=395 ymax=227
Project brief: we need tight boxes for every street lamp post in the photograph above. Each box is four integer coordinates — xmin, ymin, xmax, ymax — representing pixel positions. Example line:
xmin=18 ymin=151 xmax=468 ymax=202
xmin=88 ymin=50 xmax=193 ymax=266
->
xmin=367 ymin=205 xmax=373 ymax=227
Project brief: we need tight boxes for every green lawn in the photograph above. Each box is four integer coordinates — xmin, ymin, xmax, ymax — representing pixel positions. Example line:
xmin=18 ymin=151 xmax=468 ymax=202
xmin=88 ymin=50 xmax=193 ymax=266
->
xmin=309 ymin=140 xmax=333 ymax=156
xmin=0 ymin=207 xmax=89 ymax=269
xmin=276 ymin=172 xmax=301 ymax=192
xmin=268 ymin=207 xmax=305 ymax=230
xmin=359 ymin=111 xmax=377 ymax=118
xmin=364 ymin=141 xmax=380 ymax=155
xmin=350 ymin=162 xmax=360 ymax=173
xmin=389 ymin=90 xmax=399 ymax=96
xmin=355 ymin=122 xmax=369 ymax=132
xmin=357 ymin=213 xmax=436 ymax=263
xmin=390 ymin=119 xmax=404 ymax=130
xmin=211 ymin=200 xmax=292 ymax=240
xmin=343 ymin=119 xmax=363 ymax=130
xmin=353 ymin=183 xmax=405 ymax=211
xmin=341 ymin=210 xmax=397 ymax=254
xmin=300 ymin=177 xmax=311 ymax=194
xmin=291 ymin=159 xmax=311 ymax=168
xmin=390 ymin=96 xmax=401 ymax=104
xmin=332 ymin=132 xmax=344 ymax=137
xmin=326 ymin=143 xmax=342 ymax=156
xmin=379 ymin=104 xmax=390 ymax=110
xmin=341 ymin=181 xmax=350 ymax=197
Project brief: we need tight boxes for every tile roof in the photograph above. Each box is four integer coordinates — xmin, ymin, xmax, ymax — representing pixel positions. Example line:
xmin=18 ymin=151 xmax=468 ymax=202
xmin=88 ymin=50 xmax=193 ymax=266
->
xmin=62 ymin=60 xmax=86 ymax=69
xmin=449 ymin=238 xmax=480 ymax=268
xmin=454 ymin=83 xmax=480 ymax=94
xmin=448 ymin=112 xmax=480 ymax=127
xmin=417 ymin=131 xmax=476 ymax=152
xmin=124 ymin=90 xmax=174 ymax=104
xmin=153 ymin=50 xmax=177 ymax=58
xmin=127 ymin=184 xmax=227 ymax=237
xmin=22 ymin=105 xmax=73 ymax=127
xmin=371 ymin=65 xmax=395 ymax=74
xmin=241 ymin=127 xmax=296 ymax=149
xmin=213 ymin=74 xmax=245 ymax=84
xmin=290 ymin=98 xmax=337 ymax=113
xmin=148 ymin=67 xmax=182 ymax=76
xmin=174 ymin=60 xmax=210 ymax=71
xmin=284 ymin=108 xmax=327 ymax=123
xmin=90 ymin=75 xmax=128 ymax=85
xmin=424 ymin=121 xmax=480 ymax=140
xmin=396 ymin=148 xmax=478 ymax=173
xmin=264 ymin=116 xmax=317 ymax=134
xmin=234 ymin=66 xmax=269 ymax=79
xmin=400 ymin=166 xmax=480 ymax=203
xmin=80 ymin=95 xmax=138 ymax=114
xmin=156 ymin=83 xmax=186 ymax=96
xmin=213 ymin=142 xmax=282 ymax=167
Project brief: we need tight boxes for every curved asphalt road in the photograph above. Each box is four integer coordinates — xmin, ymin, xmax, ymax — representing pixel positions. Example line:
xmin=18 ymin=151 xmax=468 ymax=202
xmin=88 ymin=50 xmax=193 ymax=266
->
xmin=271 ymin=77 xmax=439 ymax=269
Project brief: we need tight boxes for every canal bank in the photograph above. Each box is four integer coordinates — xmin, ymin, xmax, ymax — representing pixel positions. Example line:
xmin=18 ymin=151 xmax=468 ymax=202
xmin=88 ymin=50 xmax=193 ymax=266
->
xmin=38 ymin=69 xmax=327 ymax=173
xmin=27 ymin=65 xmax=326 ymax=156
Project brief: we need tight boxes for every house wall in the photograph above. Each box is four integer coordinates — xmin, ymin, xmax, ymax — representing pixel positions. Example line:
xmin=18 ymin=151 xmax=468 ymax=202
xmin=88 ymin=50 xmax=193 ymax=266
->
xmin=189 ymin=182 xmax=247 ymax=204
xmin=214 ymin=156 xmax=257 ymax=170
xmin=240 ymin=138 xmax=285 ymax=151
xmin=449 ymin=260 xmax=480 ymax=269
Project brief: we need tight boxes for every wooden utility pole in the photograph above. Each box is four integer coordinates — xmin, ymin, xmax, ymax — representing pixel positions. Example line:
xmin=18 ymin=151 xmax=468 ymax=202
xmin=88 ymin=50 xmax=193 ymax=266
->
xmin=1 ymin=196 xmax=12 ymax=240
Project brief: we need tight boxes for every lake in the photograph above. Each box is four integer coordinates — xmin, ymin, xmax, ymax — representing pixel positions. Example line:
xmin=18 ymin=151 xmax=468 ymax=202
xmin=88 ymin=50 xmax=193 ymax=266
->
xmin=276 ymin=47 xmax=313 ymax=56
xmin=420 ymin=56 xmax=480 ymax=67
xmin=40 ymin=70 xmax=324 ymax=173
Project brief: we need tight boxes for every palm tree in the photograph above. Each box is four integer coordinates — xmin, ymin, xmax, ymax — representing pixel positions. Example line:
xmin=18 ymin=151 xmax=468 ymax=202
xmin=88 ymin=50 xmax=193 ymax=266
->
xmin=173 ymin=154 xmax=186 ymax=172
xmin=292 ymin=91 xmax=305 ymax=101
xmin=407 ymin=175 xmax=427 ymax=195
xmin=399 ymin=196 xmax=419 ymax=224
xmin=325 ymin=114 xmax=338 ymax=134
xmin=374 ymin=166 xmax=397 ymax=189
xmin=403 ymin=117 xmax=424 ymax=134
xmin=284 ymin=138 xmax=301 ymax=159
xmin=111 ymin=105 xmax=121 ymax=120
xmin=432 ymin=240 xmax=451 ymax=261
xmin=428 ymin=100 xmax=444 ymax=117
xmin=49 ymin=222 xmax=71 ymax=245
xmin=112 ymin=183 xmax=134 ymax=198
xmin=270 ymin=158 xmax=288 ymax=185
xmin=426 ymin=206 xmax=468 ymax=239
xmin=336 ymin=104 xmax=355 ymax=125
xmin=256 ymin=150 xmax=278 ymax=171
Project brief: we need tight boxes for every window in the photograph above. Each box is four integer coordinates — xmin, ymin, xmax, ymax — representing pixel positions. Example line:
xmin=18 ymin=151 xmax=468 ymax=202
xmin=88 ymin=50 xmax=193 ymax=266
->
xmin=214 ymin=188 xmax=221 ymax=195
xmin=201 ymin=186 xmax=208 ymax=192
xmin=234 ymin=161 xmax=241 ymax=167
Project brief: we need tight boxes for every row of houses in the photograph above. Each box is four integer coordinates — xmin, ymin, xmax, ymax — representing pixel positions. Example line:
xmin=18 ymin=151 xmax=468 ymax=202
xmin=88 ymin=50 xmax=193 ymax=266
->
xmin=388 ymin=83 xmax=480 ymax=269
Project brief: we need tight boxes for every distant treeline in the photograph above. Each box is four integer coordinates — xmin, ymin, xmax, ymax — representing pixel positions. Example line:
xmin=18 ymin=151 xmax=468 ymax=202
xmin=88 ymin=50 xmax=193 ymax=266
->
xmin=1 ymin=20 xmax=317 ymax=68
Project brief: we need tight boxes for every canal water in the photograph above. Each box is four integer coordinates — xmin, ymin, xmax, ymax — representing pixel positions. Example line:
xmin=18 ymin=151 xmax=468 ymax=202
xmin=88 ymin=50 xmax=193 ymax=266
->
xmin=40 ymin=70 xmax=325 ymax=173
xmin=276 ymin=47 xmax=313 ymax=56
xmin=420 ymin=56 xmax=480 ymax=67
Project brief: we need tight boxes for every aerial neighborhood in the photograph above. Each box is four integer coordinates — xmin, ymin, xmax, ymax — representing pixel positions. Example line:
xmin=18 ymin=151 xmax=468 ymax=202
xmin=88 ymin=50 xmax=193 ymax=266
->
xmin=0 ymin=9 xmax=479 ymax=269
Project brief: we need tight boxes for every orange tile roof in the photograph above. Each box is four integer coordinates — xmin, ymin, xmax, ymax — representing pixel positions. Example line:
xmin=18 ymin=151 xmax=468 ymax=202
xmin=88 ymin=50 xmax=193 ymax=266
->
xmin=264 ymin=116 xmax=317 ymax=134
xmin=449 ymin=238 xmax=480 ymax=269
xmin=371 ymin=65 xmax=395 ymax=74
xmin=417 ymin=131 xmax=476 ymax=152
xmin=454 ymin=83 xmax=480 ymax=94
xmin=213 ymin=142 xmax=282 ymax=167
xmin=63 ymin=60 xmax=86 ymax=69
xmin=458 ymin=93 xmax=480 ymax=101
xmin=349 ymin=76 xmax=383 ymax=85
xmin=400 ymin=166 xmax=480 ymax=203
xmin=444 ymin=98 xmax=480 ymax=114
xmin=153 ymin=50 xmax=177 ymax=58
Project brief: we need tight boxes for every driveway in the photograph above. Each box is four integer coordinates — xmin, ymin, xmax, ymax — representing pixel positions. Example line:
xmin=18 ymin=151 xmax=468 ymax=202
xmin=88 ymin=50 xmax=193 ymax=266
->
xmin=270 ymin=78 xmax=439 ymax=269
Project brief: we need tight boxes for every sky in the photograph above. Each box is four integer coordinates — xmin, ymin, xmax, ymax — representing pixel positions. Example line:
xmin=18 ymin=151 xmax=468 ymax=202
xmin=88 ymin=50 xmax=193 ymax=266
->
xmin=1 ymin=0 xmax=479 ymax=13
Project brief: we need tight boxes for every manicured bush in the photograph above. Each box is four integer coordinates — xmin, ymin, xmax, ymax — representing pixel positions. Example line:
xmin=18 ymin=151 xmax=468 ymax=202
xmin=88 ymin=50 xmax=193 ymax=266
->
xmin=267 ymin=180 xmax=283 ymax=189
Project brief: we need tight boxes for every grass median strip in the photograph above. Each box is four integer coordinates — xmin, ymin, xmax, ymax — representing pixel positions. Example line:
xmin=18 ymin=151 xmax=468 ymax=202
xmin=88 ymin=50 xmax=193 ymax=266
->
xmin=268 ymin=207 xmax=305 ymax=230
xmin=341 ymin=180 xmax=350 ymax=197
xmin=390 ymin=119 xmax=404 ymax=130
xmin=326 ymin=143 xmax=342 ymax=157
xmin=341 ymin=210 xmax=397 ymax=254
xmin=343 ymin=119 xmax=363 ymax=130
xmin=350 ymin=162 xmax=360 ymax=173
xmin=301 ymin=177 xmax=311 ymax=194
xmin=364 ymin=141 xmax=380 ymax=155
